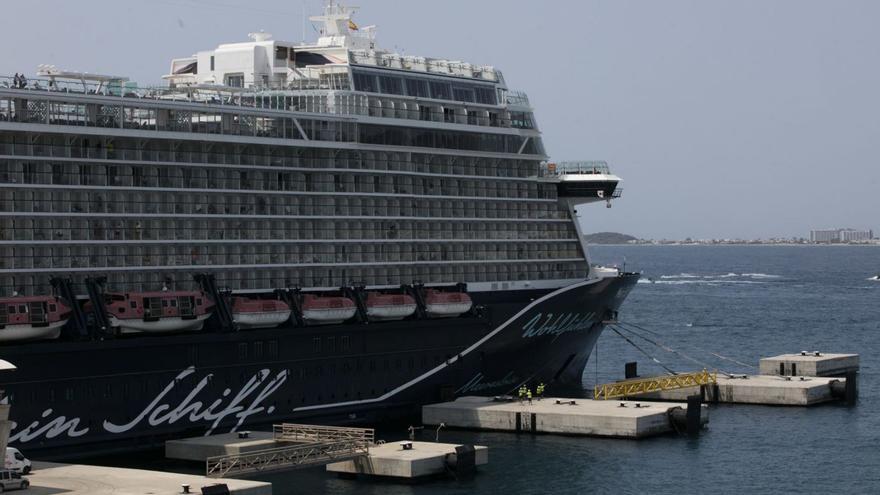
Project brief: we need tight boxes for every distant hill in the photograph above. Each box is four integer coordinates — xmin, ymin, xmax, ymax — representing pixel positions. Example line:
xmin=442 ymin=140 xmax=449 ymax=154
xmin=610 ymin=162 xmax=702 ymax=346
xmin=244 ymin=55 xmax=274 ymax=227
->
xmin=584 ymin=232 xmax=639 ymax=244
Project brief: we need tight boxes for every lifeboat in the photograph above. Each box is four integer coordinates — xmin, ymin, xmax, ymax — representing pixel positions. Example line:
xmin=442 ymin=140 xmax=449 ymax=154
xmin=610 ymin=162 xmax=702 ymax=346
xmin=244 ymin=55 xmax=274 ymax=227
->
xmin=231 ymin=297 xmax=291 ymax=329
xmin=365 ymin=292 xmax=417 ymax=321
xmin=100 ymin=291 xmax=214 ymax=333
xmin=424 ymin=289 xmax=473 ymax=318
xmin=0 ymin=295 xmax=71 ymax=342
xmin=301 ymin=294 xmax=356 ymax=325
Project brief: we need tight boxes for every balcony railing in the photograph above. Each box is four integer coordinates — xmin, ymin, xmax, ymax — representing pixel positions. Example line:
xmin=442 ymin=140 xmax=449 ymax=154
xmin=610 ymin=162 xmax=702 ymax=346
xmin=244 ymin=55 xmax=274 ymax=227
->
xmin=539 ymin=161 xmax=612 ymax=177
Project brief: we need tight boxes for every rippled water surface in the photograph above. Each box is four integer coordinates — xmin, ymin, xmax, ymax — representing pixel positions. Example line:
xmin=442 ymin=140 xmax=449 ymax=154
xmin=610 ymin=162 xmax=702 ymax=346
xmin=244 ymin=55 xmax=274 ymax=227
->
xmin=213 ymin=246 xmax=880 ymax=493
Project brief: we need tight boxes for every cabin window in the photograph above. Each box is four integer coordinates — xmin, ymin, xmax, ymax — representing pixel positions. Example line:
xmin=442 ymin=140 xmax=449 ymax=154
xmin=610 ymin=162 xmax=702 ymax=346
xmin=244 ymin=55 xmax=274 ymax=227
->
xmin=313 ymin=337 xmax=321 ymax=353
xmin=17 ymin=305 xmax=25 ymax=313
xmin=327 ymin=336 xmax=335 ymax=352
xmin=196 ymin=298 xmax=203 ymax=306
xmin=352 ymin=71 xmax=377 ymax=93
xmin=254 ymin=341 xmax=263 ymax=359
xmin=275 ymin=46 xmax=289 ymax=60
xmin=405 ymin=78 xmax=429 ymax=98
xmin=170 ymin=299 xmax=177 ymax=307
xmin=453 ymin=86 xmax=474 ymax=102
xmin=162 ymin=300 xmax=169 ymax=308
xmin=429 ymin=81 xmax=452 ymax=100
xmin=225 ymin=73 xmax=244 ymax=88
xmin=130 ymin=300 xmax=137 ymax=309
xmin=48 ymin=304 xmax=56 ymax=312
xmin=268 ymin=340 xmax=278 ymax=358
xmin=378 ymin=75 xmax=403 ymax=95
xmin=341 ymin=335 xmax=350 ymax=351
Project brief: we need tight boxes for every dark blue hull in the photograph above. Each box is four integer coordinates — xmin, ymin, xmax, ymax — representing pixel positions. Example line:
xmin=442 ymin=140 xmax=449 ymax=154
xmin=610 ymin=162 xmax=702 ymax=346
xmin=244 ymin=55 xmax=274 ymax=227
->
xmin=0 ymin=273 xmax=638 ymax=458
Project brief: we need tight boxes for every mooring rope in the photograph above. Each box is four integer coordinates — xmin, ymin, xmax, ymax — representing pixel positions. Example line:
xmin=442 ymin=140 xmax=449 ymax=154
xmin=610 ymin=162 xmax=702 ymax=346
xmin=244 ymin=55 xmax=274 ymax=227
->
xmin=613 ymin=323 xmax=734 ymax=378
xmin=607 ymin=326 xmax=677 ymax=375
xmin=619 ymin=320 xmax=757 ymax=371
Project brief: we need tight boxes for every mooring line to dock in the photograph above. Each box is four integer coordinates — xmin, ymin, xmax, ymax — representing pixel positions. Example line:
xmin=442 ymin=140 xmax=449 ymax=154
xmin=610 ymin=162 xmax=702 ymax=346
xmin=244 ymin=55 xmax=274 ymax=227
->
xmin=618 ymin=321 xmax=757 ymax=372
xmin=612 ymin=323 xmax=733 ymax=377
xmin=607 ymin=326 xmax=677 ymax=375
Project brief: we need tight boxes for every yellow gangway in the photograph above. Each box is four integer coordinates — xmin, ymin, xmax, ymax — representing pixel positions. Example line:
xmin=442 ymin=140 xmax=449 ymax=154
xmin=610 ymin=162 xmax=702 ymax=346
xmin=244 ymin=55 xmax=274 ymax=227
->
xmin=593 ymin=369 xmax=717 ymax=400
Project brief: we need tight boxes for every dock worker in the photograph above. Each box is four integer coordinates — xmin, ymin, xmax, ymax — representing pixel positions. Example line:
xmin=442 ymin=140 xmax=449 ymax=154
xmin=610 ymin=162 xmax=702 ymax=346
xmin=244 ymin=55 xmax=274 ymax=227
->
xmin=537 ymin=383 xmax=545 ymax=400
xmin=526 ymin=388 xmax=533 ymax=405
xmin=518 ymin=385 xmax=526 ymax=403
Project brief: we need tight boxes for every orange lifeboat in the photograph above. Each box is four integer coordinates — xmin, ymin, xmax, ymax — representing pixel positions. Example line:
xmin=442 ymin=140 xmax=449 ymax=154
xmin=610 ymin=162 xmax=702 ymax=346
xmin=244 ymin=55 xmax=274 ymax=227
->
xmin=231 ymin=297 xmax=291 ymax=329
xmin=365 ymin=292 xmax=417 ymax=321
xmin=0 ymin=295 xmax=70 ymax=342
xmin=301 ymin=294 xmax=356 ymax=325
xmin=424 ymin=289 xmax=473 ymax=318
xmin=100 ymin=291 xmax=214 ymax=333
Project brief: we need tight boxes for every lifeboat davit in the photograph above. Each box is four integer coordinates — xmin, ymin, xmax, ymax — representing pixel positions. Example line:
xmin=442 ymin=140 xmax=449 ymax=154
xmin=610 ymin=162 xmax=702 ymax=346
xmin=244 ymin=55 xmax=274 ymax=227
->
xmin=232 ymin=297 xmax=291 ymax=329
xmin=424 ymin=289 xmax=473 ymax=318
xmin=301 ymin=294 xmax=356 ymax=325
xmin=0 ymin=295 xmax=71 ymax=342
xmin=101 ymin=291 xmax=214 ymax=333
xmin=365 ymin=292 xmax=417 ymax=321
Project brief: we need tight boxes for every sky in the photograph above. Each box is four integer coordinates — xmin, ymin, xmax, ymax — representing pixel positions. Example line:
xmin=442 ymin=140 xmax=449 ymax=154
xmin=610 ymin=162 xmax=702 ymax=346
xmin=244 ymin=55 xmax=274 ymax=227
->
xmin=2 ymin=0 xmax=878 ymax=239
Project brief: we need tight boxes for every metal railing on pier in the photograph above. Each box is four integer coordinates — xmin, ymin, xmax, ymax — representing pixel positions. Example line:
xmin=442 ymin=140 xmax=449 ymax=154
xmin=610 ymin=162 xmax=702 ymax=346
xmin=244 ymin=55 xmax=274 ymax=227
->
xmin=205 ymin=424 xmax=375 ymax=478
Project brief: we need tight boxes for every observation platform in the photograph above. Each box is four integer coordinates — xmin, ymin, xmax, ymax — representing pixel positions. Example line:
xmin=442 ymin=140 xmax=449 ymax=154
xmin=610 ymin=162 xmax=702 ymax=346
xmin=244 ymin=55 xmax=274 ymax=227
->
xmin=422 ymin=396 xmax=708 ymax=439
xmin=326 ymin=441 xmax=488 ymax=480
xmin=25 ymin=461 xmax=270 ymax=495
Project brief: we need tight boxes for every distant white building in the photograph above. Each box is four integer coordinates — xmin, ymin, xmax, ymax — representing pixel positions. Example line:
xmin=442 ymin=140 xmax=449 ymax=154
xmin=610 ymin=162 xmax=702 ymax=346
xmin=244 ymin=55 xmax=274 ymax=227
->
xmin=810 ymin=228 xmax=874 ymax=243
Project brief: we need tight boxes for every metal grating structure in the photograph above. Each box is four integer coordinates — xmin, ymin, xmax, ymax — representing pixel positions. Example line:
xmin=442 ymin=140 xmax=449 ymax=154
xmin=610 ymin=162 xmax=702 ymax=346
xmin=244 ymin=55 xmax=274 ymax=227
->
xmin=206 ymin=424 xmax=375 ymax=478
xmin=593 ymin=369 xmax=717 ymax=400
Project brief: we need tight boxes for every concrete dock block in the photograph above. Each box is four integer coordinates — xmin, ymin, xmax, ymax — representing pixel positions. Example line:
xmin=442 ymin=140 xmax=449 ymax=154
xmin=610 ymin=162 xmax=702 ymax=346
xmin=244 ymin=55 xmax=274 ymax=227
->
xmin=27 ymin=461 xmax=271 ymax=495
xmin=326 ymin=441 xmax=488 ymax=479
xmin=166 ymin=431 xmax=280 ymax=462
xmin=640 ymin=375 xmax=844 ymax=405
xmin=422 ymin=396 xmax=707 ymax=438
xmin=759 ymin=353 xmax=859 ymax=377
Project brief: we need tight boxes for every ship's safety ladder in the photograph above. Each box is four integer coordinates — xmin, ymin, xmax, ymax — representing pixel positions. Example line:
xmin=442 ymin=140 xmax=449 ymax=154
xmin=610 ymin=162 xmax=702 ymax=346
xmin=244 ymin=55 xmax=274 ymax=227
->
xmin=178 ymin=295 xmax=195 ymax=320
xmin=28 ymin=301 xmax=47 ymax=325
xmin=145 ymin=297 xmax=162 ymax=320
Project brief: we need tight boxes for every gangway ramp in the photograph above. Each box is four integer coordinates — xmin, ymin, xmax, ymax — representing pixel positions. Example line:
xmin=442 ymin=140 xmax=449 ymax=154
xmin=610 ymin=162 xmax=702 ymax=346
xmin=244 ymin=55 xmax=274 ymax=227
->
xmin=593 ymin=369 xmax=718 ymax=400
xmin=203 ymin=424 xmax=374 ymax=478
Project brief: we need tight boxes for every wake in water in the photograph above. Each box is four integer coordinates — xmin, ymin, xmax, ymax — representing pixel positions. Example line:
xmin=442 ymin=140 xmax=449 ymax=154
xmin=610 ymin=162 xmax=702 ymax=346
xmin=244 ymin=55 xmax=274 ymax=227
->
xmin=641 ymin=272 xmax=783 ymax=285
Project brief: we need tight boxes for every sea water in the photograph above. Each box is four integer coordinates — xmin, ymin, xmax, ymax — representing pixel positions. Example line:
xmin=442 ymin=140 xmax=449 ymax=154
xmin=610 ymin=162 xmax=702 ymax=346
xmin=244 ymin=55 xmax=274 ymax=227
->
xmin=192 ymin=246 xmax=880 ymax=493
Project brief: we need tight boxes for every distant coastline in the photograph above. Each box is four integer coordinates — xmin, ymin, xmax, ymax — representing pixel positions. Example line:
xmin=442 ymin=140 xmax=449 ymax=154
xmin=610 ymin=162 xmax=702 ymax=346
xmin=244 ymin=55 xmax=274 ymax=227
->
xmin=584 ymin=232 xmax=880 ymax=246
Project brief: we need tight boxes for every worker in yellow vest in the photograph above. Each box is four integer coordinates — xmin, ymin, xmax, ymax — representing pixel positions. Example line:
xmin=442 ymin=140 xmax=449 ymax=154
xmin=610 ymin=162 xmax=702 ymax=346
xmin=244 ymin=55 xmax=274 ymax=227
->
xmin=537 ymin=383 xmax=545 ymax=400
xmin=526 ymin=388 xmax=533 ymax=405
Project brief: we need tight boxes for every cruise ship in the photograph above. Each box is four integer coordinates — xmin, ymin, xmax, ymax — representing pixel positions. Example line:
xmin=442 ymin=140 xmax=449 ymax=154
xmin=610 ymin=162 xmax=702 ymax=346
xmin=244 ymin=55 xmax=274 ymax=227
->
xmin=0 ymin=3 xmax=638 ymax=456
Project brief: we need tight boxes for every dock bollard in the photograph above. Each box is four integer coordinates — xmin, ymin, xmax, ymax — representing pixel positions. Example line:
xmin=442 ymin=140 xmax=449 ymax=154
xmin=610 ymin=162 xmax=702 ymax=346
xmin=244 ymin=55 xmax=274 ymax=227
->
xmin=181 ymin=484 xmax=190 ymax=494
xmin=845 ymin=370 xmax=858 ymax=406
xmin=686 ymin=394 xmax=702 ymax=437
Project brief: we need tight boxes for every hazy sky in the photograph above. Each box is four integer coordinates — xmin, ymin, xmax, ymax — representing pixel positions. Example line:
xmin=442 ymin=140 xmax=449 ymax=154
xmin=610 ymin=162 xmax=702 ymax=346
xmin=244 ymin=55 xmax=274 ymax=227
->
xmin=3 ymin=0 xmax=878 ymax=239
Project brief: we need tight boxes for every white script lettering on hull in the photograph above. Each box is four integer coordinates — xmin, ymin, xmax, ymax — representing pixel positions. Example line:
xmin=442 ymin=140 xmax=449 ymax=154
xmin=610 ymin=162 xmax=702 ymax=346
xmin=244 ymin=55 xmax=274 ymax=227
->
xmin=9 ymin=366 xmax=289 ymax=444
xmin=520 ymin=312 xmax=597 ymax=339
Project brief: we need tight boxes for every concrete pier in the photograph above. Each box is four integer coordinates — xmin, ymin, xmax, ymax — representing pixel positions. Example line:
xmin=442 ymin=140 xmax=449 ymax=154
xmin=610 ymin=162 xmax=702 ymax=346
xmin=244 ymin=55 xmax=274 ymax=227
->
xmin=759 ymin=353 xmax=859 ymax=377
xmin=423 ymin=396 xmax=708 ymax=438
xmin=326 ymin=441 xmax=488 ymax=479
xmin=25 ymin=461 xmax=271 ymax=495
xmin=640 ymin=374 xmax=845 ymax=405
xmin=167 ymin=430 xmax=280 ymax=462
